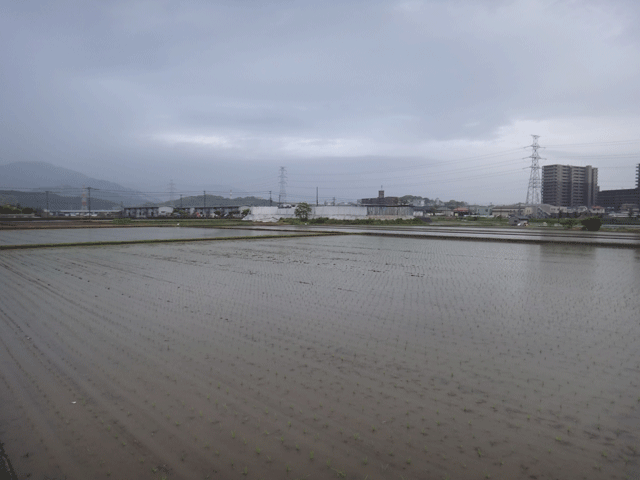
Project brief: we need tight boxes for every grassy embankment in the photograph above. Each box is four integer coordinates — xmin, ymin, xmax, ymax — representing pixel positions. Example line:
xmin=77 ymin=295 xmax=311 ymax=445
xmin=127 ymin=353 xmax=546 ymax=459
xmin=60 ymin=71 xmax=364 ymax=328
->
xmin=111 ymin=218 xmax=248 ymax=227
xmin=276 ymin=216 xmax=506 ymax=227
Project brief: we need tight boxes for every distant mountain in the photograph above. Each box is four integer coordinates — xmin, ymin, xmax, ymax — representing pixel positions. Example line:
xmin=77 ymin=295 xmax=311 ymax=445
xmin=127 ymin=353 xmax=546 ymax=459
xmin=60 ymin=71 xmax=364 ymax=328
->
xmin=0 ymin=190 xmax=120 ymax=211
xmin=0 ymin=161 xmax=160 ymax=206
xmin=155 ymin=194 xmax=270 ymax=208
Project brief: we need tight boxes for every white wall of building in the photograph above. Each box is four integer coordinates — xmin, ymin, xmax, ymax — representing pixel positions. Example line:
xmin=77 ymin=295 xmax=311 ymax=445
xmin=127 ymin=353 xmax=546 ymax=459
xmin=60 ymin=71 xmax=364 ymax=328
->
xmin=245 ymin=205 xmax=412 ymax=222
xmin=313 ymin=205 xmax=368 ymax=219
xmin=245 ymin=206 xmax=296 ymax=222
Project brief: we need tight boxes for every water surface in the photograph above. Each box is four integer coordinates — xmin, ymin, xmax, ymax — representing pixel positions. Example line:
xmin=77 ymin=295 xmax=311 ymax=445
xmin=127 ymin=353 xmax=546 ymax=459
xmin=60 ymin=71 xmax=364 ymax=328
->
xmin=0 ymin=226 xmax=295 ymax=245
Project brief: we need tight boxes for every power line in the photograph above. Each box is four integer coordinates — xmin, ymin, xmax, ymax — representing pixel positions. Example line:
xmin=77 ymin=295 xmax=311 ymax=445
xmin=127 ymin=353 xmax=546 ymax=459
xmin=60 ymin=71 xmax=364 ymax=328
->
xmin=545 ymin=139 xmax=640 ymax=148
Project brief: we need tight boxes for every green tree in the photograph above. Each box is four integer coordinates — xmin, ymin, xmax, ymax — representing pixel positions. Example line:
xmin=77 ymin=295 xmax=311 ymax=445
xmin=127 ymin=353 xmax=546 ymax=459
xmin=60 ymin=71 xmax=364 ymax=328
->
xmin=444 ymin=199 xmax=467 ymax=209
xmin=294 ymin=202 xmax=312 ymax=221
xmin=580 ymin=217 xmax=602 ymax=231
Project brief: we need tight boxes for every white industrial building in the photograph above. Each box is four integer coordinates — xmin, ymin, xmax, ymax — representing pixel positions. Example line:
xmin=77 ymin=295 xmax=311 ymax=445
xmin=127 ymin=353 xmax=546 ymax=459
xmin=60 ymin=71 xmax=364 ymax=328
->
xmin=245 ymin=205 xmax=413 ymax=222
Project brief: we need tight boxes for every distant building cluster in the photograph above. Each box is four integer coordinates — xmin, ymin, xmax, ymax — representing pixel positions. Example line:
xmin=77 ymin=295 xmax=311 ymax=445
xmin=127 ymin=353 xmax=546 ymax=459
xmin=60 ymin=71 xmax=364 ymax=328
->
xmin=6 ymin=162 xmax=637 ymax=222
xmin=359 ymin=190 xmax=399 ymax=206
xmin=537 ymin=163 xmax=639 ymax=215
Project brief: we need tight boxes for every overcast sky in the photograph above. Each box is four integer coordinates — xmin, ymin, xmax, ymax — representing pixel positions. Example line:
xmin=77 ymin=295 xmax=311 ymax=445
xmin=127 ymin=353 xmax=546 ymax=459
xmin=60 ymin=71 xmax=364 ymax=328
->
xmin=2 ymin=0 xmax=639 ymax=204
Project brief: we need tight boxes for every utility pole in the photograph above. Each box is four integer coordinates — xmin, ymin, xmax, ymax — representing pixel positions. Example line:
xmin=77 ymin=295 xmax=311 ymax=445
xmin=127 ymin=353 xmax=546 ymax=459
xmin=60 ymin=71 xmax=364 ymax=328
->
xmin=180 ymin=194 xmax=183 ymax=209
xmin=203 ymin=190 xmax=206 ymax=214
xmin=278 ymin=167 xmax=287 ymax=205
xmin=525 ymin=135 xmax=544 ymax=207
xmin=269 ymin=191 xmax=272 ymax=206
xmin=45 ymin=190 xmax=50 ymax=217
xmin=169 ymin=179 xmax=175 ymax=205
xmin=87 ymin=187 xmax=92 ymax=216
xmin=316 ymin=187 xmax=318 ymax=206
xmin=81 ymin=186 xmax=87 ymax=211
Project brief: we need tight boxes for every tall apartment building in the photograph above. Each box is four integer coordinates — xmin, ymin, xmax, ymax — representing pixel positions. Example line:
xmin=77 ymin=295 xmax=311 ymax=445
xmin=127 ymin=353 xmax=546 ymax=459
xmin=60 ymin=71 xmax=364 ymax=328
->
xmin=599 ymin=163 xmax=640 ymax=211
xmin=542 ymin=164 xmax=599 ymax=207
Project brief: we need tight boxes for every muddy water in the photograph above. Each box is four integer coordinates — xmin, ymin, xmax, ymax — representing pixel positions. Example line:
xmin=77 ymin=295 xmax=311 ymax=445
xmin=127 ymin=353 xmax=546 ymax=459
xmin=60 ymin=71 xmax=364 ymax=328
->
xmin=0 ymin=235 xmax=638 ymax=480
xmin=0 ymin=226 xmax=295 ymax=245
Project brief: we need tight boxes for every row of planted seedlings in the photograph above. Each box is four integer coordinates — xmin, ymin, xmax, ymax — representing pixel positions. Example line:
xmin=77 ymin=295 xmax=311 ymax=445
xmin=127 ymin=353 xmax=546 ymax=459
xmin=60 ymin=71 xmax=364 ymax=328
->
xmin=3 ymin=241 xmax=639 ymax=478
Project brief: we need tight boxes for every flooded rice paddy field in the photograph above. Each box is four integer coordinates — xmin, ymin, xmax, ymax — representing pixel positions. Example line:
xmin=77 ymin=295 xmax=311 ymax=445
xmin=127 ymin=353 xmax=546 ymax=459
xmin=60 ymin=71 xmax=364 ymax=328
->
xmin=1 ymin=235 xmax=639 ymax=480
xmin=0 ymin=226 xmax=295 ymax=245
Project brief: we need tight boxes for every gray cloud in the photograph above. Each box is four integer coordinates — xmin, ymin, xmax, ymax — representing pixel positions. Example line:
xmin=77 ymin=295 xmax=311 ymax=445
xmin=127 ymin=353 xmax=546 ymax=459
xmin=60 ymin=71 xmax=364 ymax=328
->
xmin=1 ymin=0 xmax=639 ymax=204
